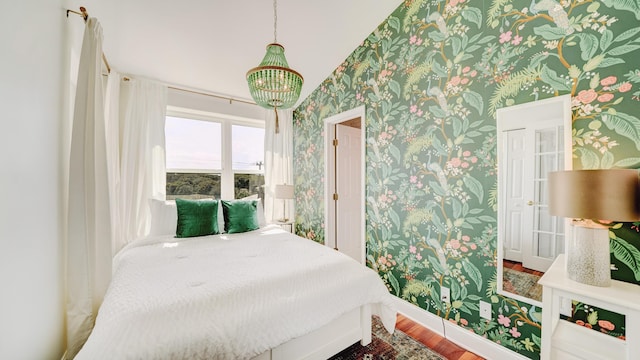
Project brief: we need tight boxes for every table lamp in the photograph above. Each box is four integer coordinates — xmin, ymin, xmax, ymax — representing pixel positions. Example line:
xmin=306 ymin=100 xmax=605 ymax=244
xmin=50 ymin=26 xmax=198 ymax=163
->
xmin=275 ymin=184 xmax=294 ymax=222
xmin=548 ymin=169 xmax=640 ymax=287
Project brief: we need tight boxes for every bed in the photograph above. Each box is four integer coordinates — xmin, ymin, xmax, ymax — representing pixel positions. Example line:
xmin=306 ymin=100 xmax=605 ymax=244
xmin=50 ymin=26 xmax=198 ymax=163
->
xmin=75 ymin=199 xmax=396 ymax=360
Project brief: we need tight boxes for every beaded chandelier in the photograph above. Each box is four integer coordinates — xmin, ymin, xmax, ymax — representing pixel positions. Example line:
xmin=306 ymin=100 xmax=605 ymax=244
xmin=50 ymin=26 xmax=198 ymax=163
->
xmin=246 ymin=0 xmax=303 ymax=132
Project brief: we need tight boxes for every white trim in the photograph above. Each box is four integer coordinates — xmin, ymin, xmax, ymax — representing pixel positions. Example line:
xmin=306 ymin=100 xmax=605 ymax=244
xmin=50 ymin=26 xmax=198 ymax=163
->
xmin=394 ymin=297 xmax=528 ymax=360
xmin=167 ymin=105 xmax=264 ymax=126
xmin=323 ymin=105 xmax=366 ymax=264
xmin=393 ymin=297 xmax=444 ymax=336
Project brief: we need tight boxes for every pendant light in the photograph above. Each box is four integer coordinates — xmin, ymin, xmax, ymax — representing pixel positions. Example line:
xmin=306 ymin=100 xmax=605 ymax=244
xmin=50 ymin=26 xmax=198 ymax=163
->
xmin=246 ymin=0 xmax=303 ymax=133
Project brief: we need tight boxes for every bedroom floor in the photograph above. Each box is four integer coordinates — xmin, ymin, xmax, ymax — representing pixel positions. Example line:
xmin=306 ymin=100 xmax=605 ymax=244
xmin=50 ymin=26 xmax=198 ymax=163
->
xmin=396 ymin=314 xmax=484 ymax=360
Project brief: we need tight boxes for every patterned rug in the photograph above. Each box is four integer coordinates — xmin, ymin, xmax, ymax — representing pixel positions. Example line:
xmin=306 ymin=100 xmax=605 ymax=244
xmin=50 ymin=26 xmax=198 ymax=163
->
xmin=329 ymin=317 xmax=445 ymax=360
xmin=503 ymin=267 xmax=542 ymax=302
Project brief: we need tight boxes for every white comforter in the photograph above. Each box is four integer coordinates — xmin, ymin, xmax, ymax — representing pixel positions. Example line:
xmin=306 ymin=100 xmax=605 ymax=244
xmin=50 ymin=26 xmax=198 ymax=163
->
xmin=75 ymin=225 xmax=396 ymax=360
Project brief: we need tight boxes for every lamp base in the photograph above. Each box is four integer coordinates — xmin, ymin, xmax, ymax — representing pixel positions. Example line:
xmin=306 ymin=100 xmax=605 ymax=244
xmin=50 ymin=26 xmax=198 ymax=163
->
xmin=566 ymin=220 xmax=611 ymax=287
xmin=277 ymin=218 xmax=289 ymax=223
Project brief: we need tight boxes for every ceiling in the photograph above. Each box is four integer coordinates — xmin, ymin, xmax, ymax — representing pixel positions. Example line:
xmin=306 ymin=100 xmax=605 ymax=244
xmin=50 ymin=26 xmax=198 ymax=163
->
xmin=67 ymin=0 xmax=402 ymax=107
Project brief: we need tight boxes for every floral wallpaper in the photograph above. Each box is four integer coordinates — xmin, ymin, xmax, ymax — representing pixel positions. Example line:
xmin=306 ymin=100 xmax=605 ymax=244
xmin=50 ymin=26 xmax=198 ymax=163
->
xmin=292 ymin=0 xmax=640 ymax=358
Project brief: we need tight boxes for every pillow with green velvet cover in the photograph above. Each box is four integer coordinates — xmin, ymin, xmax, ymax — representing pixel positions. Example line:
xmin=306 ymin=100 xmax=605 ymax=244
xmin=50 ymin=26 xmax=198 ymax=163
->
xmin=175 ymin=198 xmax=219 ymax=238
xmin=221 ymin=199 xmax=260 ymax=234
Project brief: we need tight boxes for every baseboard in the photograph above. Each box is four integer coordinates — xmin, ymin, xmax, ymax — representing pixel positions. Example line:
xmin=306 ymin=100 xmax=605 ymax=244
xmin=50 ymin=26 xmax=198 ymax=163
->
xmin=394 ymin=297 xmax=529 ymax=360
xmin=393 ymin=297 xmax=445 ymax=336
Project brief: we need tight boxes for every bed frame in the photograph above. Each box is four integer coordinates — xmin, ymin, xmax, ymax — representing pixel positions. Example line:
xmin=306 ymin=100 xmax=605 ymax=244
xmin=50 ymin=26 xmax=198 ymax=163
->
xmin=251 ymin=305 xmax=372 ymax=360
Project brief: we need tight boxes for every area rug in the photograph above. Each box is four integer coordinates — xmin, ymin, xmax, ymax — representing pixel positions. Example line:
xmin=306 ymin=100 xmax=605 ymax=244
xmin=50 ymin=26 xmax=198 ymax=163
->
xmin=503 ymin=267 xmax=542 ymax=302
xmin=329 ymin=316 xmax=445 ymax=360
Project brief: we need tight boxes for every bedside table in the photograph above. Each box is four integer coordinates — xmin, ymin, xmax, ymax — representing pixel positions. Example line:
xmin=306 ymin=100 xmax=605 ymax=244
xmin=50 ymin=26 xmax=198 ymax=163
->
xmin=539 ymin=254 xmax=640 ymax=359
xmin=275 ymin=221 xmax=293 ymax=233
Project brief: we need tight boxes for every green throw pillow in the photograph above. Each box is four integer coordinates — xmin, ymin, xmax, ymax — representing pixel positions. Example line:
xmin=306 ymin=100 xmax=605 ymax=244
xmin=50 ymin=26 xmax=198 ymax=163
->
xmin=221 ymin=200 xmax=260 ymax=234
xmin=175 ymin=198 xmax=219 ymax=238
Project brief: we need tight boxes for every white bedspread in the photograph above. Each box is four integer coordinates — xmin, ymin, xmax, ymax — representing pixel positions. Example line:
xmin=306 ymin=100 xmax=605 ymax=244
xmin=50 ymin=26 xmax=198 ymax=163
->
xmin=75 ymin=225 xmax=396 ymax=360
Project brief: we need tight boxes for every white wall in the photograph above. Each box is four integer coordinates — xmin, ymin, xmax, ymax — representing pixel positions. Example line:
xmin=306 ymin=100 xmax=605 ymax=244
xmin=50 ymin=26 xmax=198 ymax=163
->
xmin=0 ymin=1 xmax=66 ymax=359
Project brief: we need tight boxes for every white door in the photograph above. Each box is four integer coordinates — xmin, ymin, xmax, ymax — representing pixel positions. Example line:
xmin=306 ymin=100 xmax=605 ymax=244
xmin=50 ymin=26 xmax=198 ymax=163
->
xmin=335 ymin=123 xmax=362 ymax=262
xmin=522 ymin=120 xmax=565 ymax=272
xmin=500 ymin=118 xmax=565 ymax=272
xmin=503 ymin=128 xmax=526 ymax=262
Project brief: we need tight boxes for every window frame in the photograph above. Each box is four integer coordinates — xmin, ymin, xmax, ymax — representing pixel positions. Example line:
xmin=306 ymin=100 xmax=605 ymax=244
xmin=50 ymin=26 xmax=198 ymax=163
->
xmin=166 ymin=106 xmax=264 ymax=200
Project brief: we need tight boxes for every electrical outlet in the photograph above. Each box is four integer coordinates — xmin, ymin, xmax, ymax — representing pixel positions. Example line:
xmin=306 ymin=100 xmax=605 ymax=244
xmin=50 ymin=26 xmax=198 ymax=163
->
xmin=441 ymin=286 xmax=450 ymax=303
xmin=479 ymin=300 xmax=492 ymax=320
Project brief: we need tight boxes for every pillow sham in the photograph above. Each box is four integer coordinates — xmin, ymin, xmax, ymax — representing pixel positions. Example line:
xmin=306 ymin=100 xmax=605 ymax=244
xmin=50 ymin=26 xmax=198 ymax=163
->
xmin=175 ymin=198 xmax=220 ymax=238
xmin=149 ymin=199 xmax=178 ymax=236
xmin=221 ymin=199 xmax=260 ymax=234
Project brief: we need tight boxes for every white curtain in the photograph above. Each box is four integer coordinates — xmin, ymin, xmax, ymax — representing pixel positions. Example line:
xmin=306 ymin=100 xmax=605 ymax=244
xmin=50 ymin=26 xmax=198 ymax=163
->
xmin=104 ymin=70 xmax=122 ymax=255
xmin=66 ymin=17 xmax=112 ymax=358
xmin=116 ymin=77 xmax=167 ymax=250
xmin=264 ymin=109 xmax=294 ymax=223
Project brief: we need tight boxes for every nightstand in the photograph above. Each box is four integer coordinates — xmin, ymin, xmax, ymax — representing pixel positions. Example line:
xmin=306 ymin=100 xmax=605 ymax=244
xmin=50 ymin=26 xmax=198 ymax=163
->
xmin=539 ymin=254 xmax=640 ymax=359
xmin=275 ymin=221 xmax=293 ymax=233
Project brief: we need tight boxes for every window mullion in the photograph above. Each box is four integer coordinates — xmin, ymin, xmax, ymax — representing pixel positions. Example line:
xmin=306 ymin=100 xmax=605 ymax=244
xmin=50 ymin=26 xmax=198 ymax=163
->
xmin=221 ymin=119 xmax=234 ymax=199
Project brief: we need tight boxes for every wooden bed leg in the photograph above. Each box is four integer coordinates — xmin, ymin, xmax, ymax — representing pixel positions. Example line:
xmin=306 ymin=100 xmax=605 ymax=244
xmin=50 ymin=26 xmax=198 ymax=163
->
xmin=360 ymin=305 xmax=372 ymax=345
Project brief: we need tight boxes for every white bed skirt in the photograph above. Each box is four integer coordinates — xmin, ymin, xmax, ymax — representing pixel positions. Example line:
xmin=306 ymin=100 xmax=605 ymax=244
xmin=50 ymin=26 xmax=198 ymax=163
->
xmin=252 ymin=305 xmax=373 ymax=360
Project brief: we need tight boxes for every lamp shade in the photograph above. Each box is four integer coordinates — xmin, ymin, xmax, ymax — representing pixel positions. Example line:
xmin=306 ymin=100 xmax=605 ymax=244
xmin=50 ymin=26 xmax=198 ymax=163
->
xmin=548 ymin=169 xmax=640 ymax=221
xmin=275 ymin=184 xmax=294 ymax=199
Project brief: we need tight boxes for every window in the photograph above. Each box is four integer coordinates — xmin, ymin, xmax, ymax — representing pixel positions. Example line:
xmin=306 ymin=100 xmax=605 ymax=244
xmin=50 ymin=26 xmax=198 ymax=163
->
xmin=165 ymin=110 xmax=264 ymax=201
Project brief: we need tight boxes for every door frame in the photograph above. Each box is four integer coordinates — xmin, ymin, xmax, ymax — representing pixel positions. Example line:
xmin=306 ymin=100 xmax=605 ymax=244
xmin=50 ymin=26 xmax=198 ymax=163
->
xmin=324 ymin=105 xmax=366 ymax=264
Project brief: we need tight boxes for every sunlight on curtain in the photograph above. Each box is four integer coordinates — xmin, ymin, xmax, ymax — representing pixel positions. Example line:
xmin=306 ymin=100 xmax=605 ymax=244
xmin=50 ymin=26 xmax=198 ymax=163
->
xmin=66 ymin=17 xmax=112 ymax=358
xmin=264 ymin=109 xmax=294 ymax=223
xmin=117 ymin=78 xmax=167 ymax=251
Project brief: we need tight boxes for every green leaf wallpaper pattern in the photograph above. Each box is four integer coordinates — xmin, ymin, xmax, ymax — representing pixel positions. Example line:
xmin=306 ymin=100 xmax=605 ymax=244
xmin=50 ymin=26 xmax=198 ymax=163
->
xmin=292 ymin=0 xmax=640 ymax=358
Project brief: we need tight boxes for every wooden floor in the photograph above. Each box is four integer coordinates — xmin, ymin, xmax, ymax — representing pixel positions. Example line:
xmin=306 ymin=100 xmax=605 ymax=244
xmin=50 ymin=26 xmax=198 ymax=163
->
xmin=396 ymin=314 xmax=485 ymax=360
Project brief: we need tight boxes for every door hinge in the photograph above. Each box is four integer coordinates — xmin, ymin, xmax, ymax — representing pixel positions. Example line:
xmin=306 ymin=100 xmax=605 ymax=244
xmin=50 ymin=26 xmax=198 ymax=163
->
xmin=333 ymin=193 xmax=339 ymax=200
xmin=333 ymin=139 xmax=338 ymax=146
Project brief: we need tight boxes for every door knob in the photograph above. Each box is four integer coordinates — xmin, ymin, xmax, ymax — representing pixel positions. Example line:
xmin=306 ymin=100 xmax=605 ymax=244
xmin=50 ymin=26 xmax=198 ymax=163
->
xmin=527 ymin=200 xmax=534 ymax=206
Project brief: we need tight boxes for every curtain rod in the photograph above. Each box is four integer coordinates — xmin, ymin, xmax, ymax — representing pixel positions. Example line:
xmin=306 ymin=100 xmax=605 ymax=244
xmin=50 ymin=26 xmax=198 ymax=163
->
xmin=66 ymin=6 xmax=111 ymax=74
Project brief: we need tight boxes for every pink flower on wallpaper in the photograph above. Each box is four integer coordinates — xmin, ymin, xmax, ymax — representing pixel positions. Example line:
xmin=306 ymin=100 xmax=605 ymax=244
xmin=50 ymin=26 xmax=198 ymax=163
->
xmin=619 ymin=82 xmax=632 ymax=92
xmin=416 ymin=253 xmax=422 ymax=260
xmin=450 ymin=76 xmax=461 ymax=86
xmin=450 ymin=239 xmax=461 ymax=249
xmin=499 ymin=31 xmax=512 ymax=44
xmin=470 ymin=243 xmax=477 ymax=250
xmin=449 ymin=157 xmax=462 ymax=167
xmin=410 ymin=175 xmax=418 ymax=183
xmin=410 ymin=105 xmax=418 ymax=113
xmin=470 ymin=70 xmax=478 ymax=77
xmin=461 ymin=78 xmax=469 ymax=85
xmin=462 ymin=235 xmax=470 ymax=242
xmin=577 ymin=89 xmax=598 ymax=104
xmin=460 ymin=246 xmax=469 ymax=252
xmin=509 ymin=327 xmax=521 ymax=338
xmin=409 ymin=245 xmax=417 ymax=254
xmin=511 ymin=35 xmax=523 ymax=45
xmin=460 ymin=318 xmax=468 ymax=326
xmin=598 ymin=93 xmax=614 ymax=102
xmin=601 ymin=76 xmax=617 ymax=86
xmin=463 ymin=150 xmax=471 ymax=157
xmin=462 ymin=66 xmax=471 ymax=73
xmin=598 ymin=320 xmax=615 ymax=331
xmin=498 ymin=314 xmax=511 ymax=327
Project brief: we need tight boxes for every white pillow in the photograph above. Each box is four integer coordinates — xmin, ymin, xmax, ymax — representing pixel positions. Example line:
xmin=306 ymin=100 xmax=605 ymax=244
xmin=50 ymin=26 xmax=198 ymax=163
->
xmin=149 ymin=199 xmax=177 ymax=236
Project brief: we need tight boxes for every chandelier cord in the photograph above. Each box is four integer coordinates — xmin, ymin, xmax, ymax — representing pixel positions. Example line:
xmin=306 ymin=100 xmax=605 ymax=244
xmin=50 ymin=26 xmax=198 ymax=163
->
xmin=273 ymin=0 xmax=278 ymax=43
